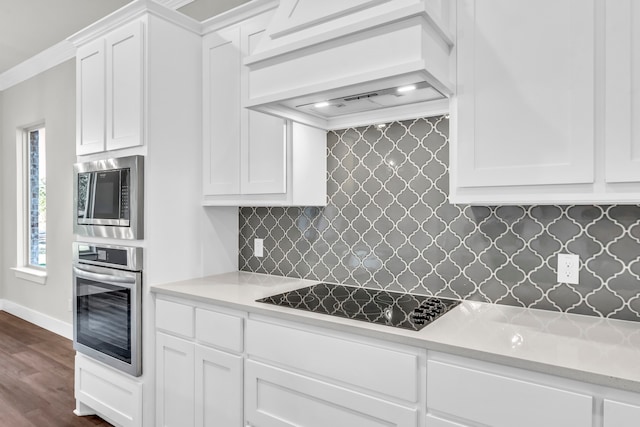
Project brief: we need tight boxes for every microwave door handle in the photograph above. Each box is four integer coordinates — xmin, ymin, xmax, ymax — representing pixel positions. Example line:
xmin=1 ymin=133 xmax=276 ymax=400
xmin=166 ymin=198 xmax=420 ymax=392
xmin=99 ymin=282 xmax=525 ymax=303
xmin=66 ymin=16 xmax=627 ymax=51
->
xmin=89 ymin=172 xmax=97 ymax=218
xmin=73 ymin=266 xmax=136 ymax=287
xmin=82 ymin=173 xmax=92 ymax=220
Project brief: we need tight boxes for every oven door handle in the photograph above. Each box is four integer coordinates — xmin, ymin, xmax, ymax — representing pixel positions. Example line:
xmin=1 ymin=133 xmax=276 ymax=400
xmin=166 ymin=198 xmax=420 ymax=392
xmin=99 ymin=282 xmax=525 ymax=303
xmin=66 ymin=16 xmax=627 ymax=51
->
xmin=73 ymin=266 xmax=137 ymax=287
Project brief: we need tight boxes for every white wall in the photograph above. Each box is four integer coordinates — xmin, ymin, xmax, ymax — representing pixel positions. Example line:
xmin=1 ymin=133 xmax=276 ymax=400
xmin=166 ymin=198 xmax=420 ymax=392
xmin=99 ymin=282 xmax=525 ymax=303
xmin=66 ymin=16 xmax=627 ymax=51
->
xmin=0 ymin=59 xmax=75 ymax=323
xmin=0 ymin=90 xmax=3 ymax=301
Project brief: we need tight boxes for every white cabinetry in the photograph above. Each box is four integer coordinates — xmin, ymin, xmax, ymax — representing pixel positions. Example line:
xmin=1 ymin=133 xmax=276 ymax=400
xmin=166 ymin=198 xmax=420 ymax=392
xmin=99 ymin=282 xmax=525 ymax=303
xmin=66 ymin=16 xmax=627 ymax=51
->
xmin=74 ymin=354 xmax=143 ymax=427
xmin=151 ymin=286 xmax=640 ymax=427
xmin=426 ymin=354 xmax=593 ymax=427
xmin=245 ymin=317 xmax=421 ymax=427
xmin=155 ymin=298 xmax=244 ymax=427
xmin=605 ymin=1 xmax=640 ymax=184
xmin=75 ymin=20 xmax=143 ymax=155
xmin=156 ymin=333 xmax=195 ymax=427
xmin=245 ymin=360 xmax=416 ymax=427
xmin=72 ymin=4 xmax=208 ymax=426
xmin=202 ymin=9 xmax=327 ymax=206
xmin=603 ymin=399 xmax=640 ymax=427
xmin=451 ymin=0 xmax=640 ymax=204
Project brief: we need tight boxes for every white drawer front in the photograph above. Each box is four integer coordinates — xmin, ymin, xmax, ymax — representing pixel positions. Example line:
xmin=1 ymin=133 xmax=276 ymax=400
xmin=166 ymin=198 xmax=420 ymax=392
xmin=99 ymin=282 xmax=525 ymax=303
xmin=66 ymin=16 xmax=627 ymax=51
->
xmin=604 ymin=399 xmax=640 ymax=427
xmin=246 ymin=319 xmax=419 ymax=402
xmin=245 ymin=360 xmax=417 ymax=427
xmin=156 ymin=298 xmax=194 ymax=338
xmin=425 ymin=414 xmax=469 ymax=427
xmin=195 ymin=307 xmax=243 ymax=353
xmin=75 ymin=355 xmax=142 ymax=427
xmin=427 ymin=360 xmax=593 ymax=427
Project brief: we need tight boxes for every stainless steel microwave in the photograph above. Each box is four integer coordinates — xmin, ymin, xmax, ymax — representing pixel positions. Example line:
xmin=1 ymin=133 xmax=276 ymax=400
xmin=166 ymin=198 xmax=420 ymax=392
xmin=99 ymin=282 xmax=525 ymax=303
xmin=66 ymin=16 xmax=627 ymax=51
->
xmin=73 ymin=155 xmax=144 ymax=240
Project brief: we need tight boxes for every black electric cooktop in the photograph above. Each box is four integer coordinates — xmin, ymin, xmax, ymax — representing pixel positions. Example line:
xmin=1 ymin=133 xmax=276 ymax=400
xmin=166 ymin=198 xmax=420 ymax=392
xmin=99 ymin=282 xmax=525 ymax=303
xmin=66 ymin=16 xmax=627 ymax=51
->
xmin=257 ymin=283 xmax=461 ymax=331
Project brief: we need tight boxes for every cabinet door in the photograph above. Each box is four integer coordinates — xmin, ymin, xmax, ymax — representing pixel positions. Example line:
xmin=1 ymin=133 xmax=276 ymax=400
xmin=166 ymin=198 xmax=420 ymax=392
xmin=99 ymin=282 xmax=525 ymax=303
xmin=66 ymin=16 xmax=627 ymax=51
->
xmin=455 ymin=0 xmax=595 ymax=188
xmin=240 ymin=15 xmax=287 ymax=195
xmin=156 ymin=333 xmax=195 ymax=427
xmin=427 ymin=360 xmax=592 ymax=427
xmin=605 ymin=0 xmax=640 ymax=183
xmin=604 ymin=399 xmax=640 ymax=427
xmin=203 ymin=27 xmax=242 ymax=196
xmin=76 ymin=38 xmax=105 ymax=155
xmin=194 ymin=345 xmax=243 ymax=427
xmin=105 ymin=20 xmax=144 ymax=151
xmin=245 ymin=360 xmax=417 ymax=427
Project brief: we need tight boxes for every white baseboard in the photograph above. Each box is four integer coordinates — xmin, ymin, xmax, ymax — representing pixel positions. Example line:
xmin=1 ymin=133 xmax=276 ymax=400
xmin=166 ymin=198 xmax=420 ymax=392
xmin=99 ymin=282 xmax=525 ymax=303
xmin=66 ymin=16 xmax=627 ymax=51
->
xmin=0 ymin=299 xmax=73 ymax=340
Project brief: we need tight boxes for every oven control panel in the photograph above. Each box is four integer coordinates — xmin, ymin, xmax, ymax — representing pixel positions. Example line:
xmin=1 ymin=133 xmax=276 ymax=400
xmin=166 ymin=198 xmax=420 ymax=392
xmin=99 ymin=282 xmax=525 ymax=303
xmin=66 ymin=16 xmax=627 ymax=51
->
xmin=73 ymin=242 xmax=142 ymax=272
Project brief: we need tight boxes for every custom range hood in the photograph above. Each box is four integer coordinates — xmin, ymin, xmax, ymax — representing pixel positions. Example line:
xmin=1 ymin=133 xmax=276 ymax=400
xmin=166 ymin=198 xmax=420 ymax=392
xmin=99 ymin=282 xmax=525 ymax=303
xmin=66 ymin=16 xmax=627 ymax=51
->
xmin=244 ymin=0 xmax=454 ymax=130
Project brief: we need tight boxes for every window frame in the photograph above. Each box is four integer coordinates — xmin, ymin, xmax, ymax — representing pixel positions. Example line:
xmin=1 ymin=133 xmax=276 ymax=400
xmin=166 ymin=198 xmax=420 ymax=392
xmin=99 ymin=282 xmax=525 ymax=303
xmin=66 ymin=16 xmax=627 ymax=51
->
xmin=13 ymin=122 xmax=48 ymax=284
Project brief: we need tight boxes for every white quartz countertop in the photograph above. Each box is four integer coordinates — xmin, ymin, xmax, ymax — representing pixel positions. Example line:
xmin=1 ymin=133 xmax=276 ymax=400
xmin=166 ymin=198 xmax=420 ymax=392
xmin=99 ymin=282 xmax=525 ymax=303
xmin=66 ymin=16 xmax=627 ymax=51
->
xmin=151 ymin=271 xmax=640 ymax=393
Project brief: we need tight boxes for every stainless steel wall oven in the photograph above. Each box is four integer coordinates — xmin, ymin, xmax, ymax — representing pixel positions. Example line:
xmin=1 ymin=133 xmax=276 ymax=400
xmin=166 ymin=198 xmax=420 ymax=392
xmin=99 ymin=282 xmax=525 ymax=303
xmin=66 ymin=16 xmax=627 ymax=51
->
xmin=73 ymin=155 xmax=144 ymax=240
xmin=73 ymin=242 xmax=142 ymax=376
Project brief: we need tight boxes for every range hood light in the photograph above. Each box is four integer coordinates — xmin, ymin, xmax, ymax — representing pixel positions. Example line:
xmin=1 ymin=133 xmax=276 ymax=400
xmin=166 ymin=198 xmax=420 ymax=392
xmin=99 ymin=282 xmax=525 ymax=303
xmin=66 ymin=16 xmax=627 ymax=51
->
xmin=397 ymin=84 xmax=417 ymax=93
xmin=314 ymin=101 xmax=330 ymax=108
xmin=375 ymin=123 xmax=387 ymax=129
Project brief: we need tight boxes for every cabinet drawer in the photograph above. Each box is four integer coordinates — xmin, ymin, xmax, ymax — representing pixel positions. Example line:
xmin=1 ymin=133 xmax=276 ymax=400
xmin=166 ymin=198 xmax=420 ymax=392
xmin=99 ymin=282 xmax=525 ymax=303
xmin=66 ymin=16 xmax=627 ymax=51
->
xmin=246 ymin=319 xmax=419 ymax=402
xmin=604 ymin=399 xmax=640 ymax=427
xmin=427 ymin=360 xmax=592 ymax=427
xmin=425 ymin=415 xmax=468 ymax=427
xmin=156 ymin=299 xmax=194 ymax=338
xmin=195 ymin=307 xmax=243 ymax=353
xmin=75 ymin=354 xmax=142 ymax=427
xmin=245 ymin=360 xmax=417 ymax=427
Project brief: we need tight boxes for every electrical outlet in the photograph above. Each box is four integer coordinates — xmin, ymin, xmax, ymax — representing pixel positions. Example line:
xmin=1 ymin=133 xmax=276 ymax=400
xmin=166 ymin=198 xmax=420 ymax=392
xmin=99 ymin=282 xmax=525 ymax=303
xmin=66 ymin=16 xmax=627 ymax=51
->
xmin=557 ymin=253 xmax=580 ymax=284
xmin=254 ymin=238 xmax=264 ymax=258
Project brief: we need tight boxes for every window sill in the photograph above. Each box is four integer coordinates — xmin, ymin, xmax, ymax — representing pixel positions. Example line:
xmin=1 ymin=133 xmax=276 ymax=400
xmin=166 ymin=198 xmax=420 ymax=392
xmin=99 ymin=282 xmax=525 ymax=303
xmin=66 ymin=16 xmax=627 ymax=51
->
xmin=11 ymin=267 xmax=47 ymax=285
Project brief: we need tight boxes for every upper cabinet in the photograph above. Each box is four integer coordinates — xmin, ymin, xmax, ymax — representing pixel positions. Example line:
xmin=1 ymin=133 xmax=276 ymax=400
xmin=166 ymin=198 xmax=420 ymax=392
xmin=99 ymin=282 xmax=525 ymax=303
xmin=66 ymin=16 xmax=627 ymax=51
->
xmin=451 ymin=0 xmax=640 ymax=204
xmin=202 ymin=7 xmax=327 ymax=206
xmin=605 ymin=0 xmax=640 ymax=184
xmin=75 ymin=21 xmax=143 ymax=155
xmin=71 ymin=1 xmax=201 ymax=158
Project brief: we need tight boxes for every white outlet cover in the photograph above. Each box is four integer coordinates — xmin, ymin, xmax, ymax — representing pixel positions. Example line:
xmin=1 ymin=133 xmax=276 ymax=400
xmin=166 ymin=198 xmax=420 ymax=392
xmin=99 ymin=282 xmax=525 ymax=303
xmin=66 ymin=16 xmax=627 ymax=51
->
xmin=254 ymin=238 xmax=264 ymax=258
xmin=557 ymin=253 xmax=580 ymax=285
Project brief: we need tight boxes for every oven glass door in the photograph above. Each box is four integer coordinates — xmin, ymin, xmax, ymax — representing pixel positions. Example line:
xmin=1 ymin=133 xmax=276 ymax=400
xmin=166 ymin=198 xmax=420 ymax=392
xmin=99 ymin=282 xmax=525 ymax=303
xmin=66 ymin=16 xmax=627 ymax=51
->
xmin=73 ymin=264 xmax=141 ymax=376
xmin=76 ymin=278 xmax=131 ymax=363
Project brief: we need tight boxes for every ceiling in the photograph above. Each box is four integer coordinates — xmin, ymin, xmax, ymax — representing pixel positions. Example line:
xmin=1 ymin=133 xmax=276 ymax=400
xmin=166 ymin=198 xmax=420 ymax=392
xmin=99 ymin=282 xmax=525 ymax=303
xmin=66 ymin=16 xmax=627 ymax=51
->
xmin=0 ymin=0 xmax=250 ymax=76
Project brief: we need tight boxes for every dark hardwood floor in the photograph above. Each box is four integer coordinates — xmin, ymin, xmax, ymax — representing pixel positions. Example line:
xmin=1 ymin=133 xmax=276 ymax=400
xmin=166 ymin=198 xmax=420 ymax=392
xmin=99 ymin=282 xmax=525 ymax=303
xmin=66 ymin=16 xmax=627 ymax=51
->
xmin=0 ymin=311 xmax=112 ymax=427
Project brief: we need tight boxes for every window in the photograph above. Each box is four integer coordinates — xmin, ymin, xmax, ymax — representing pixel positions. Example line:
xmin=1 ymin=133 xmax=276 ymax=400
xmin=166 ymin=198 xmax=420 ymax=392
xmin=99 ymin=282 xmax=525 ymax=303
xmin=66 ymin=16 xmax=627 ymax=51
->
xmin=14 ymin=124 xmax=47 ymax=283
xmin=26 ymin=126 xmax=46 ymax=268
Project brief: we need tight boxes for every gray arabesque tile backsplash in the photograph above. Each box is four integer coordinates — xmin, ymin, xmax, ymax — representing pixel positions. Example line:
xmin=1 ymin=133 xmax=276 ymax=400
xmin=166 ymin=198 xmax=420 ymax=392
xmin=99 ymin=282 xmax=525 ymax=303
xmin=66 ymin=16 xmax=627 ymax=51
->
xmin=239 ymin=116 xmax=640 ymax=321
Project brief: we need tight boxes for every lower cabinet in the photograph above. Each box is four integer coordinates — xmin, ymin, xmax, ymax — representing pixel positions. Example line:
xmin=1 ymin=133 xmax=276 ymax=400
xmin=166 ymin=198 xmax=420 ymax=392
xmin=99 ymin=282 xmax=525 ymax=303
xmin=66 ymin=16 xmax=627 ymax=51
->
xmin=156 ymin=333 xmax=243 ymax=427
xmin=426 ymin=355 xmax=593 ymax=427
xmin=245 ymin=360 xmax=417 ymax=427
xmin=154 ymin=295 xmax=640 ymax=427
xmin=603 ymin=399 xmax=640 ymax=427
xmin=244 ymin=317 xmax=421 ymax=427
xmin=425 ymin=415 xmax=468 ymax=427
xmin=155 ymin=297 xmax=244 ymax=427
xmin=156 ymin=333 xmax=195 ymax=427
xmin=74 ymin=353 xmax=143 ymax=427
xmin=195 ymin=345 xmax=243 ymax=426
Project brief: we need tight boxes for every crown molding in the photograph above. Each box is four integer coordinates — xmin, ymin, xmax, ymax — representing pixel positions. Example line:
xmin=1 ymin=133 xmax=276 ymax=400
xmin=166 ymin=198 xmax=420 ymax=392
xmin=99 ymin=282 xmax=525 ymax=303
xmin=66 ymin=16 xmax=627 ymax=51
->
xmin=0 ymin=40 xmax=75 ymax=91
xmin=67 ymin=0 xmax=201 ymax=47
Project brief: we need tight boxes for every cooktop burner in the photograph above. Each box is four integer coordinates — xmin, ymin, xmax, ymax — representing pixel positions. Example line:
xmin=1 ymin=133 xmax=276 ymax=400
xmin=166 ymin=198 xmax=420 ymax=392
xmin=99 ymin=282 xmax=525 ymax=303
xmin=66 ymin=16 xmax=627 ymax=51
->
xmin=257 ymin=283 xmax=460 ymax=331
